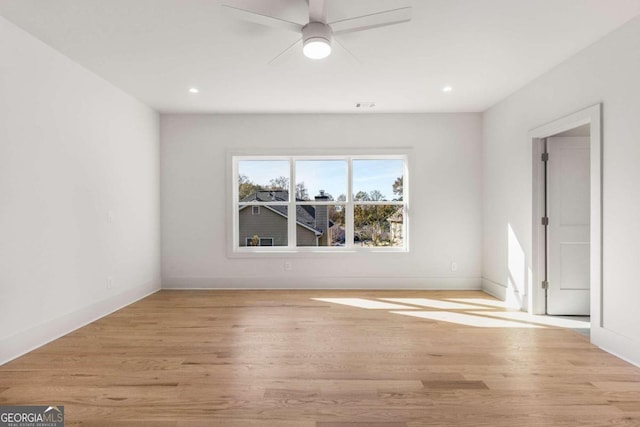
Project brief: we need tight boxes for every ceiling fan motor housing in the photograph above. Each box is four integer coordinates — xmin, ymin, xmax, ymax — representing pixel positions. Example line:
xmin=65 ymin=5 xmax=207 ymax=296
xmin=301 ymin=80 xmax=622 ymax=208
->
xmin=302 ymin=22 xmax=333 ymax=47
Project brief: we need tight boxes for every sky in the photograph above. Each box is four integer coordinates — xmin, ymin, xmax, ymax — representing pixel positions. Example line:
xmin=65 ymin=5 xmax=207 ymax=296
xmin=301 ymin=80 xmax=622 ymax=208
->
xmin=238 ymin=159 xmax=403 ymax=201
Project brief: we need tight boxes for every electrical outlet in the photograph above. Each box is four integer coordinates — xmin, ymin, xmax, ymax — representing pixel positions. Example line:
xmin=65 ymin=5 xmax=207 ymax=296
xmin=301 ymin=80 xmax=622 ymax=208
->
xmin=107 ymin=276 xmax=114 ymax=289
xmin=451 ymin=261 xmax=458 ymax=272
xmin=284 ymin=261 xmax=292 ymax=271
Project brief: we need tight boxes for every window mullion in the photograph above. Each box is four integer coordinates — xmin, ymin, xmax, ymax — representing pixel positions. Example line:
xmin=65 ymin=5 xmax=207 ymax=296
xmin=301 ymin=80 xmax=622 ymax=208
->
xmin=345 ymin=157 xmax=354 ymax=249
xmin=288 ymin=158 xmax=296 ymax=249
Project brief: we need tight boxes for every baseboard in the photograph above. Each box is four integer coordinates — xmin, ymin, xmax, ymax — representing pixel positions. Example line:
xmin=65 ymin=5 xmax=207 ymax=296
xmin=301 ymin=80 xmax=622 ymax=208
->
xmin=481 ymin=278 xmax=507 ymax=300
xmin=162 ymin=276 xmax=483 ymax=290
xmin=592 ymin=325 xmax=640 ymax=368
xmin=481 ymin=278 xmax=529 ymax=310
xmin=0 ymin=281 xmax=160 ymax=366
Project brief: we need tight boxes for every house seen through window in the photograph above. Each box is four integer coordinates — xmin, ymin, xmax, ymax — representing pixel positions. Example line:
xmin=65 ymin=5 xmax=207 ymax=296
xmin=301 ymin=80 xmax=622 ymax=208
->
xmin=234 ymin=156 xmax=407 ymax=251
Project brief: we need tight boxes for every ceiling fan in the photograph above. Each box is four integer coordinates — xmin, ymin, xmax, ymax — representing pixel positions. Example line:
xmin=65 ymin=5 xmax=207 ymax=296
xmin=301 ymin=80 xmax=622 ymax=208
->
xmin=222 ymin=0 xmax=412 ymax=63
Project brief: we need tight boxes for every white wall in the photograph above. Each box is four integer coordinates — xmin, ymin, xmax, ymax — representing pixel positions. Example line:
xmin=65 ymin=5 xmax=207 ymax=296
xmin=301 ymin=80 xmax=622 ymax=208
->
xmin=0 ymin=17 xmax=160 ymax=364
xmin=161 ymin=113 xmax=482 ymax=289
xmin=483 ymin=15 xmax=640 ymax=365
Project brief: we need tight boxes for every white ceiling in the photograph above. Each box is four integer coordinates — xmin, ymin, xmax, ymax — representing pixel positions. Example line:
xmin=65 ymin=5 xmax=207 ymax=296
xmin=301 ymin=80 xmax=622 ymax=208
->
xmin=1 ymin=0 xmax=639 ymax=113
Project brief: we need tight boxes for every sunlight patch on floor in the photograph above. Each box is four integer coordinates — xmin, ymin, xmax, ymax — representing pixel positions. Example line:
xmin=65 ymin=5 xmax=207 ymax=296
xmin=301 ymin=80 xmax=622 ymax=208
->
xmin=311 ymin=295 xmax=590 ymax=330
xmin=391 ymin=310 xmax=543 ymax=328
xmin=445 ymin=297 xmax=507 ymax=308
xmin=469 ymin=311 xmax=590 ymax=328
xmin=379 ymin=298 xmax=488 ymax=310
xmin=311 ymin=298 xmax=413 ymax=310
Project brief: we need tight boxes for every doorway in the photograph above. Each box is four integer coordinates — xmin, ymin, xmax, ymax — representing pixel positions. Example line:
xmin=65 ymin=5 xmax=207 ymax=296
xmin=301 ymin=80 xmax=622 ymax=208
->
xmin=530 ymin=105 xmax=602 ymax=323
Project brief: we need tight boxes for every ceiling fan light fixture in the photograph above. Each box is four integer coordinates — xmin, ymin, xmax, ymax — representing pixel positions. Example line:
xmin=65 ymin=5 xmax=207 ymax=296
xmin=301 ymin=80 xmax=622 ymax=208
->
xmin=302 ymin=22 xmax=332 ymax=60
xmin=303 ymin=38 xmax=331 ymax=59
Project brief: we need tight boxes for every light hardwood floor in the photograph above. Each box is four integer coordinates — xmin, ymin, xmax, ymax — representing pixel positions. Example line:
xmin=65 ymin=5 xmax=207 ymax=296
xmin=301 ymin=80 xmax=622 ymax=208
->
xmin=1 ymin=290 xmax=639 ymax=426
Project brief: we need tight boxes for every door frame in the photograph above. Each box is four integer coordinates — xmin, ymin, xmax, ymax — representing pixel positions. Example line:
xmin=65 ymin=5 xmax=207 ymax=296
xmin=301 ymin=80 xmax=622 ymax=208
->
xmin=530 ymin=104 xmax=602 ymax=322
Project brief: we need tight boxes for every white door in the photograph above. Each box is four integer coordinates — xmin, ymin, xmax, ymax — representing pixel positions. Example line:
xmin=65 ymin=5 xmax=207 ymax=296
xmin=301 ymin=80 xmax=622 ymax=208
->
xmin=547 ymin=137 xmax=590 ymax=315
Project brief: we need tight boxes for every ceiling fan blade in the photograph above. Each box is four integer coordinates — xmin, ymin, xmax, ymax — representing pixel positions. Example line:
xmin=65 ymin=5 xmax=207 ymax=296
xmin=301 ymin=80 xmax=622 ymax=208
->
xmin=333 ymin=37 xmax=362 ymax=64
xmin=308 ymin=0 xmax=328 ymax=23
xmin=222 ymin=5 xmax=304 ymax=33
xmin=330 ymin=7 xmax=412 ymax=35
xmin=268 ymin=38 xmax=303 ymax=65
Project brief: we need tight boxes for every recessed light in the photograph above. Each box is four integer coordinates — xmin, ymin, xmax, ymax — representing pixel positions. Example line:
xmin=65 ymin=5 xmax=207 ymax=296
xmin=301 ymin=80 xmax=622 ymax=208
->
xmin=189 ymin=87 xmax=199 ymax=94
xmin=442 ymin=85 xmax=453 ymax=93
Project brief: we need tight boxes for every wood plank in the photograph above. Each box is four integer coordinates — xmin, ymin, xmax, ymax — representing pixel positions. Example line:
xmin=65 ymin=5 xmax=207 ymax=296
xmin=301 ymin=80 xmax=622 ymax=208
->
xmin=421 ymin=380 xmax=489 ymax=390
xmin=317 ymin=423 xmax=407 ymax=427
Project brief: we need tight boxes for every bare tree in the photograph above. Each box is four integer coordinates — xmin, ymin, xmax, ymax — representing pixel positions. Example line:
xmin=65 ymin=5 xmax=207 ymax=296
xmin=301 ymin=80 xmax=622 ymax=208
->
xmin=295 ymin=182 xmax=309 ymax=200
xmin=369 ymin=190 xmax=385 ymax=201
xmin=269 ymin=176 xmax=289 ymax=191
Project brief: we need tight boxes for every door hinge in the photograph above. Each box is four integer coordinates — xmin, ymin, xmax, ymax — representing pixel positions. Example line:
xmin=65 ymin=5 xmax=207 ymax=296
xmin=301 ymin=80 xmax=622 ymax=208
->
xmin=541 ymin=280 xmax=549 ymax=290
xmin=542 ymin=216 xmax=549 ymax=226
xmin=542 ymin=152 xmax=549 ymax=162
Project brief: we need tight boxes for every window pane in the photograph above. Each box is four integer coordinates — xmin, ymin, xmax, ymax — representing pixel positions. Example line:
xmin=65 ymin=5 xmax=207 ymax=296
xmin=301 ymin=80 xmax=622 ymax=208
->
xmin=296 ymin=204 xmax=345 ymax=247
xmin=239 ymin=205 xmax=288 ymax=247
xmin=238 ymin=160 xmax=289 ymax=201
xmin=295 ymin=160 xmax=347 ymax=201
xmin=328 ymin=205 xmax=346 ymax=246
xmin=353 ymin=159 xmax=404 ymax=201
xmin=354 ymin=205 xmax=404 ymax=247
xmin=259 ymin=238 xmax=273 ymax=246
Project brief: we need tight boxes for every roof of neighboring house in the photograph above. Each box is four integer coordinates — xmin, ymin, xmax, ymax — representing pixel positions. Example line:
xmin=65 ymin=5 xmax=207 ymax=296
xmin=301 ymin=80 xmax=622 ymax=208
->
xmin=240 ymin=190 xmax=333 ymax=235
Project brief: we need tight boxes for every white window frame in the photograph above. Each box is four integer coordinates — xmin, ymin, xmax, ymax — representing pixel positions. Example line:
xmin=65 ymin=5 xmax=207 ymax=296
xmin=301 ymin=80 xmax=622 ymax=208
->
xmin=251 ymin=206 xmax=260 ymax=215
xmin=230 ymin=152 xmax=410 ymax=255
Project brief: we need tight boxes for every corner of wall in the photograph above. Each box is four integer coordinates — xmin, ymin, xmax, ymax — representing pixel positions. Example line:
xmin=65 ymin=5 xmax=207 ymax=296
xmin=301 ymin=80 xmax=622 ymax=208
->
xmin=481 ymin=278 xmax=506 ymax=300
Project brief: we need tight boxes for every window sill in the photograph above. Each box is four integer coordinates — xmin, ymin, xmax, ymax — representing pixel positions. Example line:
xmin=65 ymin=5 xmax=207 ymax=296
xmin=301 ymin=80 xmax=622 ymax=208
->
xmin=227 ymin=247 xmax=409 ymax=258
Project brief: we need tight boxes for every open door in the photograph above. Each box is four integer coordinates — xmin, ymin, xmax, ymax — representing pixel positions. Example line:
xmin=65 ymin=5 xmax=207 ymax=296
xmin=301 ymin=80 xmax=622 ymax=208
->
xmin=545 ymin=134 xmax=590 ymax=315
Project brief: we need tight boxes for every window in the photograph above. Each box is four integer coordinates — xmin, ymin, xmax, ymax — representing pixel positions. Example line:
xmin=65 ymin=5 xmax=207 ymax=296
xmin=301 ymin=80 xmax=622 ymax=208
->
xmin=233 ymin=155 xmax=407 ymax=252
xmin=259 ymin=238 xmax=273 ymax=246
xmin=245 ymin=237 xmax=273 ymax=246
